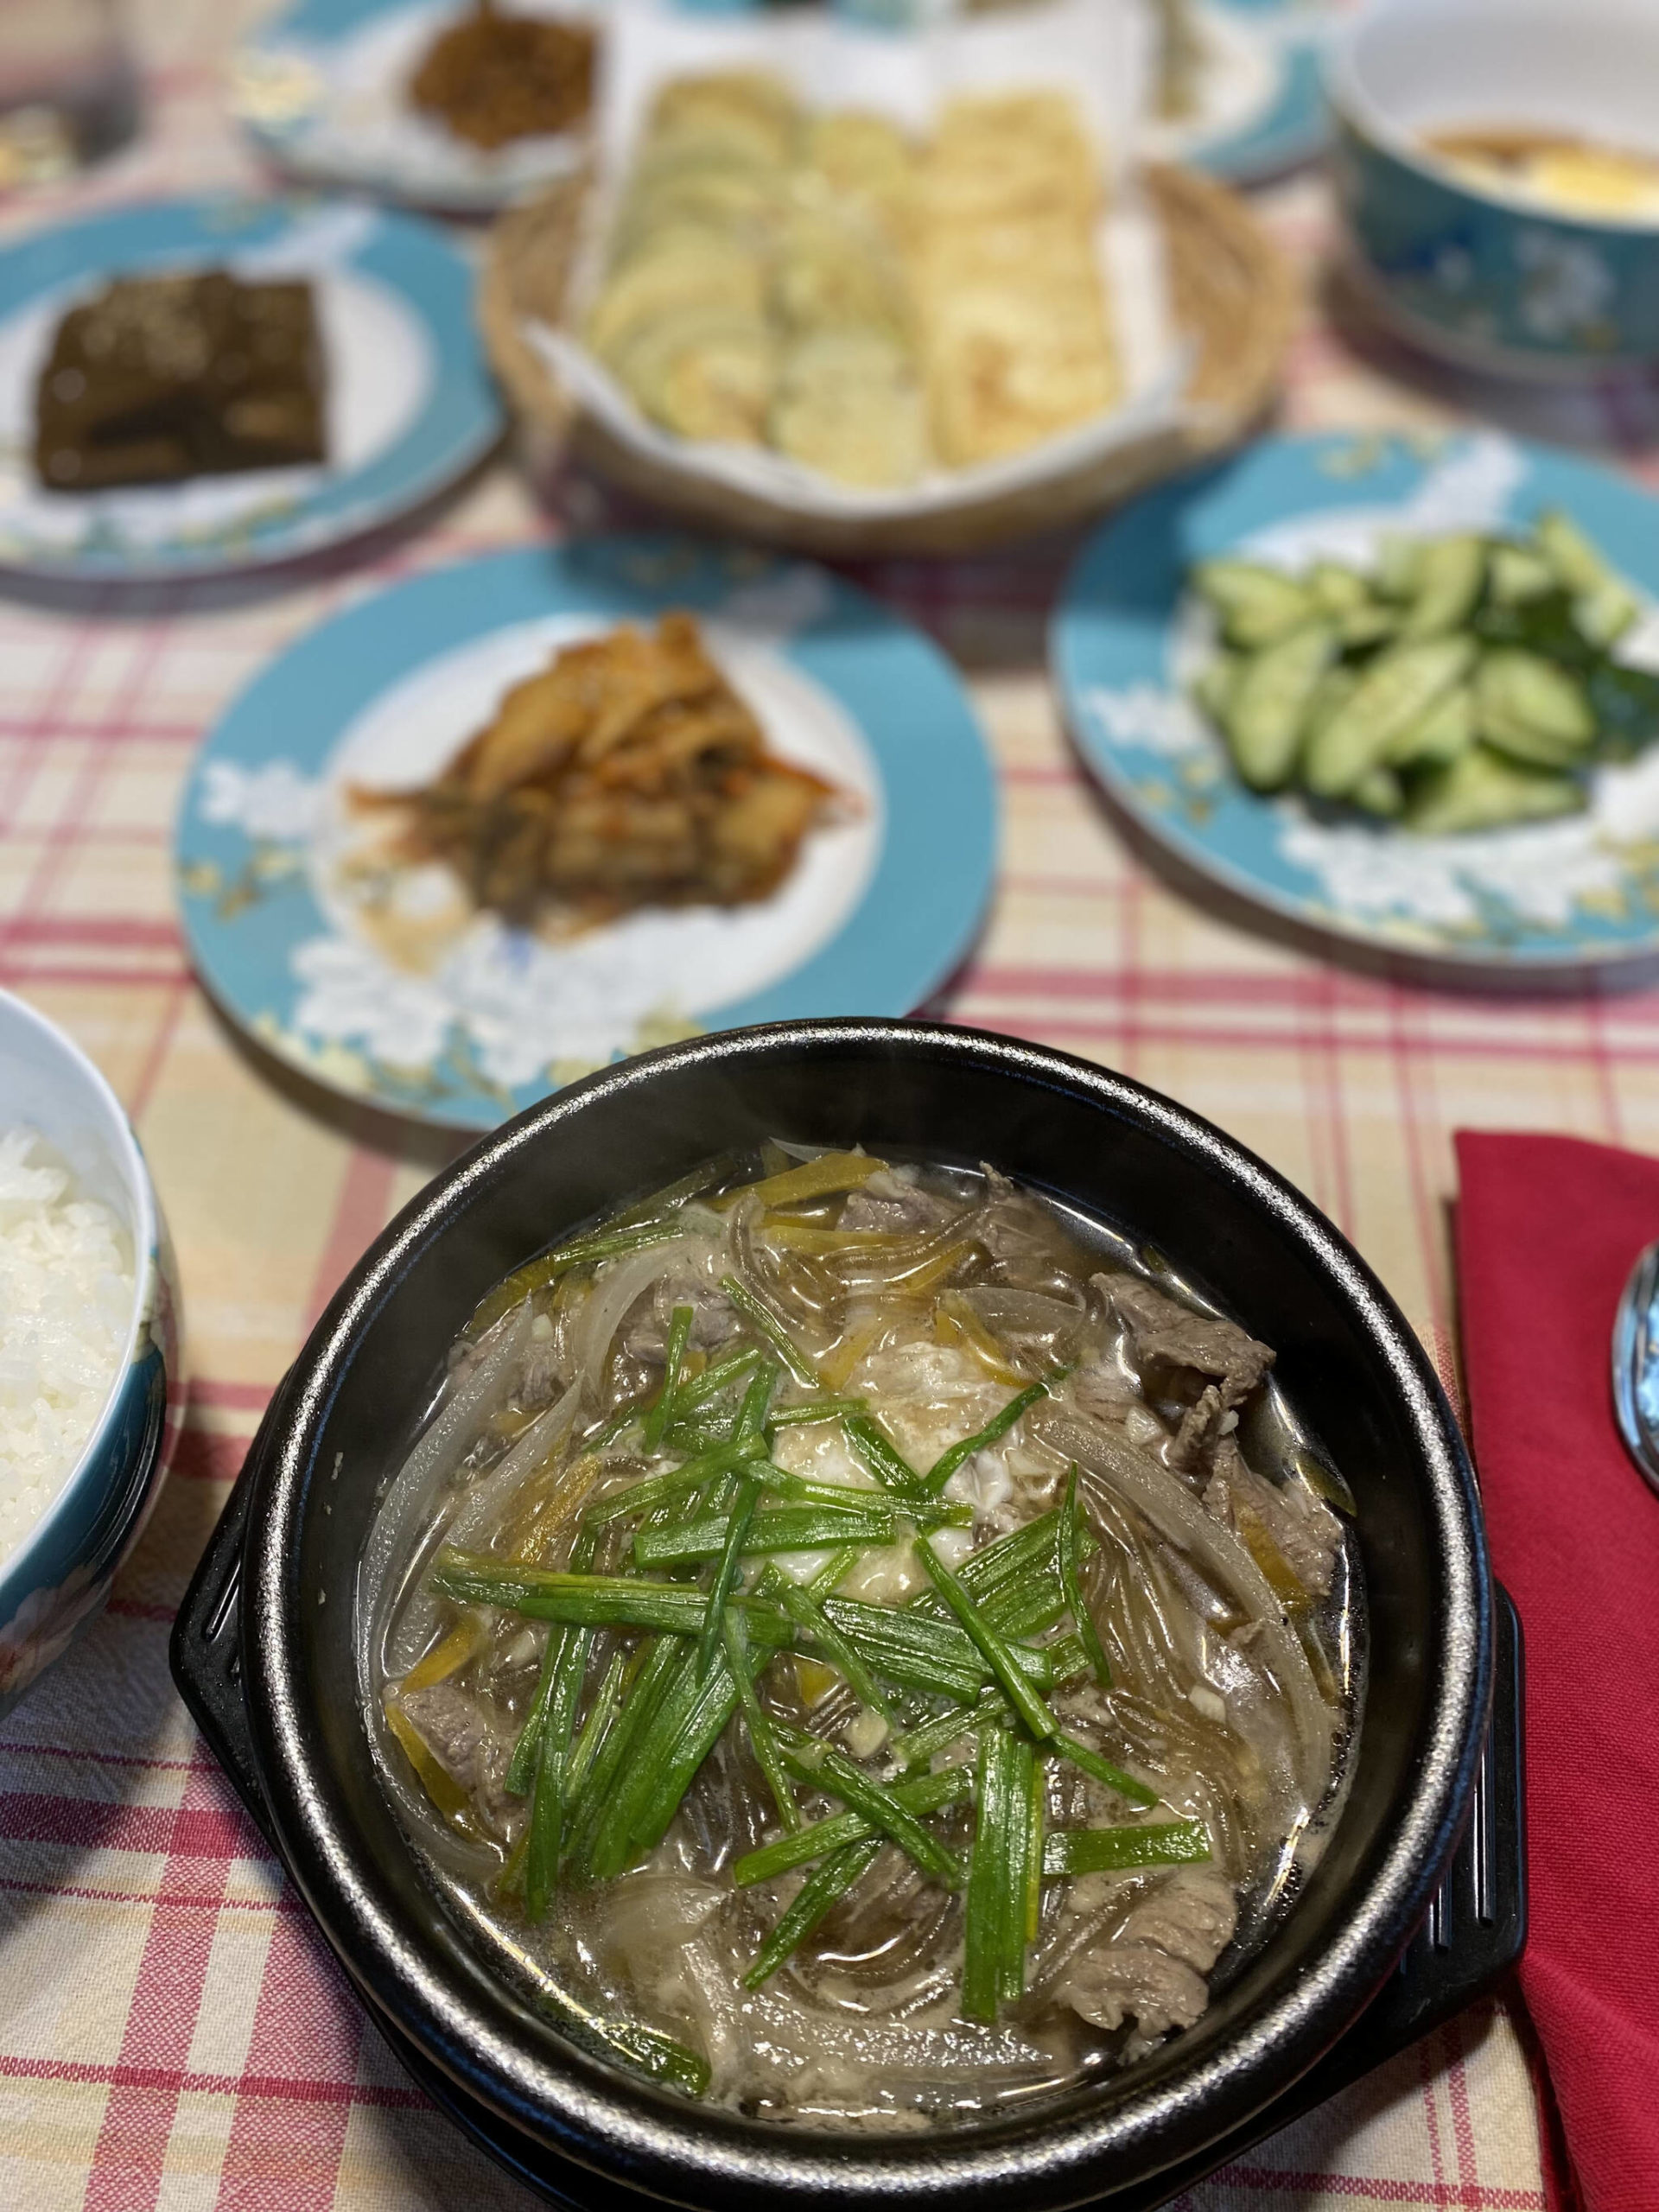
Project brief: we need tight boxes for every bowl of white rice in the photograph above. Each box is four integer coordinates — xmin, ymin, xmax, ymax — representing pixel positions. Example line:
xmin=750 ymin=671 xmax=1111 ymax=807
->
xmin=0 ymin=988 xmax=181 ymax=1719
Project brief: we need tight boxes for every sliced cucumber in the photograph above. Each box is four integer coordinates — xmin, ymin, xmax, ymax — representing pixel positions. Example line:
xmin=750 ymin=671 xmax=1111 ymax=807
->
xmin=1534 ymin=510 xmax=1641 ymax=645
xmin=1308 ymin=561 xmax=1371 ymax=615
xmin=1376 ymin=533 xmax=1422 ymax=602
xmin=1404 ymin=745 xmax=1583 ymax=836
xmin=1351 ymin=765 xmax=1404 ymax=817
xmin=1191 ymin=560 xmax=1312 ymax=649
xmin=1401 ymin=533 xmax=1485 ymax=640
xmin=1338 ymin=602 xmax=1400 ymax=649
xmin=1488 ymin=543 xmax=1554 ymax=605
xmin=1386 ymin=682 xmax=1474 ymax=769
xmin=1305 ymin=635 xmax=1477 ymax=798
xmin=1192 ymin=653 xmax=1241 ymax=725
xmin=1574 ymin=580 xmax=1641 ymax=650
xmin=1476 ymin=649 xmax=1595 ymax=759
xmin=1224 ymin=623 xmax=1338 ymax=791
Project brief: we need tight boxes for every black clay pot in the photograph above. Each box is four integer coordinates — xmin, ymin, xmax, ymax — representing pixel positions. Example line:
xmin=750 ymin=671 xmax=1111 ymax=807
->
xmin=186 ymin=1020 xmax=1494 ymax=2210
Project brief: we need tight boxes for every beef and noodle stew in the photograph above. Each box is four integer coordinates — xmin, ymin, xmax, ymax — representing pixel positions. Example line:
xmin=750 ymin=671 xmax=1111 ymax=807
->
xmin=361 ymin=1147 xmax=1360 ymax=2126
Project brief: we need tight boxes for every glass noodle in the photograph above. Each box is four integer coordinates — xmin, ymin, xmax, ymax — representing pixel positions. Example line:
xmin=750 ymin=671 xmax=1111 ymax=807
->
xmin=359 ymin=1147 xmax=1362 ymax=2128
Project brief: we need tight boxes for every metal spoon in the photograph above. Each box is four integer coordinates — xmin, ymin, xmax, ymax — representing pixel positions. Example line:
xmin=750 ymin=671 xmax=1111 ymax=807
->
xmin=1612 ymin=1239 xmax=1659 ymax=1497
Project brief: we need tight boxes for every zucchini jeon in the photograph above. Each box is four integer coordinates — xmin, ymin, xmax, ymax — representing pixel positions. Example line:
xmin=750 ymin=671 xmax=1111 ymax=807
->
xmin=1188 ymin=512 xmax=1659 ymax=833
xmin=584 ymin=73 xmax=1120 ymax=486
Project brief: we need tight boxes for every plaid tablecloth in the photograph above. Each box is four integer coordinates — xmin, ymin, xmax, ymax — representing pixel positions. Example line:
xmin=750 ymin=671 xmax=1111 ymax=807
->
xmin=9 ymin=1 xmax=1652 ymax=2202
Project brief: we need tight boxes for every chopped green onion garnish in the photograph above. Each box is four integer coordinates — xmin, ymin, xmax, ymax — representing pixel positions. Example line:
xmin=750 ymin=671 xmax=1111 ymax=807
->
xmin=700 ymin=1470 xmax=762 ymax=1671
xmin=744 ymin=1836 xmax=883 ymax=1989
xmin=780 ymin=1739 xmax=963 ymax=1887
xmin=767 ymin=1569 xmax=893 ymax=1723
xmin=734 ymin=1763 xmax=972 ymax=1888
xmin=469 ymin=1222 xmax=682 ymax=1338
xmin=841 ymin=1410 xmax=925 ymax=1498
xmin=721 ymin=1605 xmax=801 ymax=1834
xmin=767 ymin=1397 xmax=868 ymax=1428
xmin=635 ymin=1506 xmax=900 ymax=1570
xmin=924 ymin=1379 xmax=1051 ymax=1497
xmin=642 ymin=1305 xmax=695 ymax=1453
xmin=1042 ymin=1819 xmax=1211 ymax=1876
xmin=963 ymin=1726 xmax=1039 ymax=2022
xmin=720 ymin=1276 xmax=819 ymax=1388
xmin=1059 ymin=1465 xmax=1111 ymax=1689
xmin=1052 ymin=1733 xmax=1158 ymax=1810
xmin=916 ymin=1538 xmax=1059 ymax=1742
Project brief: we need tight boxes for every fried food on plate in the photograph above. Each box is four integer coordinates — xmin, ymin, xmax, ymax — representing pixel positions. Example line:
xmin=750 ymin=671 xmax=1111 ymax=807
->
xmin=365 ymin=613 xmax=843 ymax=927
xmin=583 ymin=72 xmax=1121 ymax=486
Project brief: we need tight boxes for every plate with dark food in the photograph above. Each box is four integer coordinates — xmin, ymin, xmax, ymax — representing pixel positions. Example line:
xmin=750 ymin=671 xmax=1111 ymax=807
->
xmin=0 ymin=196 xmax=500 ymax=582
xmin=233 ymin=0 xmax=599 ymax=214
xmin=1054 ymin=427 xmax=1659 ymax=969
xmin=175 ymin=538 xmax=996 ymax=1126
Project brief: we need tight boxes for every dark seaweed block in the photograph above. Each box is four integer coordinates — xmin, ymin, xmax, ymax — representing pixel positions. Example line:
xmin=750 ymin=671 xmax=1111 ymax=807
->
xmin=34 ymin=270 xmax=327 ymax=493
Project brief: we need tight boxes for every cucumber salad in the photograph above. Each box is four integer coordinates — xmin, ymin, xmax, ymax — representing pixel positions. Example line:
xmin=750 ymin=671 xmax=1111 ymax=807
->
xmin=1188 ymin=512 xmax=1659 ymax=835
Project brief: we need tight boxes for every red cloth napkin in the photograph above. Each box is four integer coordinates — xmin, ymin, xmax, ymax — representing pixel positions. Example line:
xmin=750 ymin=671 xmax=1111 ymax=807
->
xmin=1455 ymin=1132 xmax=1659 ymax=2212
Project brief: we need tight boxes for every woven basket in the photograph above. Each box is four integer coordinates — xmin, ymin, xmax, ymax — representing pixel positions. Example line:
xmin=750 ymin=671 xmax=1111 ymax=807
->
xmin=480 ymin=162 xmax=1296 ymax=558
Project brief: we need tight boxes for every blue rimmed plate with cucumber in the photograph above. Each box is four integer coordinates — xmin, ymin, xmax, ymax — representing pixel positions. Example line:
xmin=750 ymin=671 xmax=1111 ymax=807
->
xmin=1053 ymin=429 xmax=1659 ymax=969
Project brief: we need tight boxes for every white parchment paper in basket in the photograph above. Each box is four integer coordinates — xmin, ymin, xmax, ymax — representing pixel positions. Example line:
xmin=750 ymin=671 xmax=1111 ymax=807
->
xmin=526 ymin=0 xmax=1192 ymax=524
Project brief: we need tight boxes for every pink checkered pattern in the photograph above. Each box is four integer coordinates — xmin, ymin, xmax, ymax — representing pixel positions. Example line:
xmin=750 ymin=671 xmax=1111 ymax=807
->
xmin=3 ymin=3 xmax=1644 ymax=2202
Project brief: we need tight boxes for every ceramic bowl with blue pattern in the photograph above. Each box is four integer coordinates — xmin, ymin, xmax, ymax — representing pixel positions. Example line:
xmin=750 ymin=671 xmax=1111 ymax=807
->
xmin=1327 ymin=0 xmax=1659 ymax=374
xmin=0 ymin=991 xmax=183 ymax=1721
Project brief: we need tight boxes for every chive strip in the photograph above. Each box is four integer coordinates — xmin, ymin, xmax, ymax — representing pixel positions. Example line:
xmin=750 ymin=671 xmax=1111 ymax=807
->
xmin=721 ymin=1275 xmax=819 ymax=1389
xmin=1052 ymin=1732 xmax=1159 ymax=1810
xmin=641 ymin=1305 xmax=695 ymax=1453
xmin=721 ymin=1606 xmax=800 ymax=1833
xmin=563 ymin=1637 xmax=683 ymax=1876
xmin=923 ymin=1380 xmax=1051 ymax=1497
xmin=585 ymin=1640 xmax=696 ymax=1877
xmin=581 ymin=1435 xmax=766 ymax=1526
xmin=1042 ymin=1820 xmax=1211 ymax=1877
xmin=766 ymin=1397 xmax=868 ymax=1429
xmin=963 ymin=1726 xmax=1035 ymax=2023
xmin=804 ymin=1544 xmax=861 ymax=1600
xmin=526 ymin=1616 xmax=593 ymax=1919
xmin=563 ymin=1646 xmax=627 ymax=1808
xmin=916 ymin=1539 xmax=1059 ymax=1742
xmin=469 ymin=1223 xmax=681 ymax=1338
xmin=841 ymin=1411 xmax=925 ymax=1498
xmin=893 ymin=1694 xmax=1002 ymax=1772
xmin=636 ymin=1506 xmax=899 ymax=1570
xmin=822 ymin=1596 xmax=1058 ymax=1704
xmin=743 ymin=1837 xmax=883 ymax=1990
xmin=757 ymin=1465 xmax=970 ymax=1529
xmin=599 ymin=1649 xmax=740 ymax=1874
xmin=769 ymin=1572 xmax=893 ymax=1723
xmin=1042 ymin=1634 xmax=1091 ymax=1689
xmin=529 ymin=1980 xmax=710 ymax=2099
xmin=677 ymin=1344 xmax=762 ymax=1412
xmin=734 ymin=1764 xmax=972 ymax=1888
xmin=700 ymin=1471 xmax=762 ymax=1671
xmin=1059 ymin=1465 xmax=1111 ymax=1690
xmin=780 ymin=1740 xmax=963 ymax=1887
xmin=507 ymin=1522 xmax=599 ymax=1797
xmin=505 ymin=1628 xmax=561 ymax=1798
xmin=735 ymin=1361 xmax=779 ymax=1439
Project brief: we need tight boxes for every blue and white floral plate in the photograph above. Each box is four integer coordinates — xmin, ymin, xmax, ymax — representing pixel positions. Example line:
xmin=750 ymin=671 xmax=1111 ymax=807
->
xmin=1053 ymin=429 xmax=1659 ymax=970
xmin=1147 ymin=0 xmax=1329 ymax=187
xmin=232 ymin=0 xmax=598 ymax=214
xmin=0 ymin=197 xmax=500 ymax=582
xmin=176 ymin=537 xmax=998 ymax=1127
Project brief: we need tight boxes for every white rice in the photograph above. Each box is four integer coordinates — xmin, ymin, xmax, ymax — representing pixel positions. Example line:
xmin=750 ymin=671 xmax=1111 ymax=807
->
xmin=0 ymin=1127 xmax=135 ymax=1567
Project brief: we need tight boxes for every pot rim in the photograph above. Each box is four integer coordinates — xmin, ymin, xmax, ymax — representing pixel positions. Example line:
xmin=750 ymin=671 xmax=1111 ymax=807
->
xmin=239 ymin=1020 xmax=1491 ymax=2209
